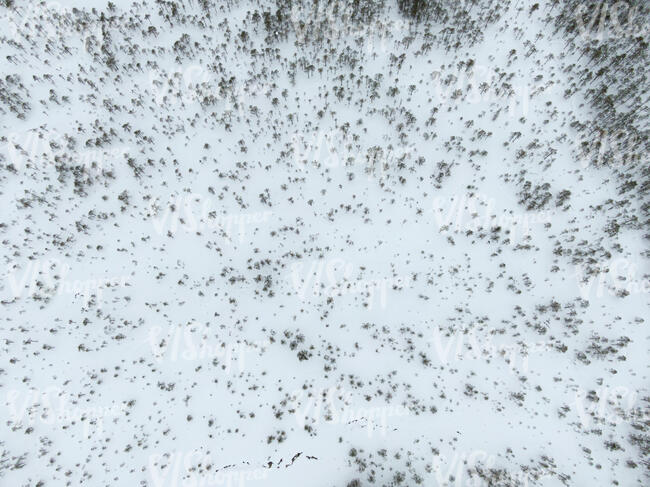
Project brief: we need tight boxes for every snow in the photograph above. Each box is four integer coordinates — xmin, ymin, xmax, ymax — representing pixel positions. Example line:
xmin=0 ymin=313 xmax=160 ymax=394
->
xmin=0 ymin=0 xmax=648 ymax=486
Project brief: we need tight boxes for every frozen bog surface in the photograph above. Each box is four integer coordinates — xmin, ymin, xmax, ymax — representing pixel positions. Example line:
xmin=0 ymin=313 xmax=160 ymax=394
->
xmin=0 ymin=1 xmax=648 ymax=486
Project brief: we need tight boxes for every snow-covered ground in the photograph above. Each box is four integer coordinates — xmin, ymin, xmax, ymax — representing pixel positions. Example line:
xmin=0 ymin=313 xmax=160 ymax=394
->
xmin=0 ymin=0 xmax=648 ymax=485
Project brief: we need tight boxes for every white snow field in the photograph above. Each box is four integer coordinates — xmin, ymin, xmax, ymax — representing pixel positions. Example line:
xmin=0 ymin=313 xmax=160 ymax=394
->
xmin=0 ymin=0 xmax=648 ymax=486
